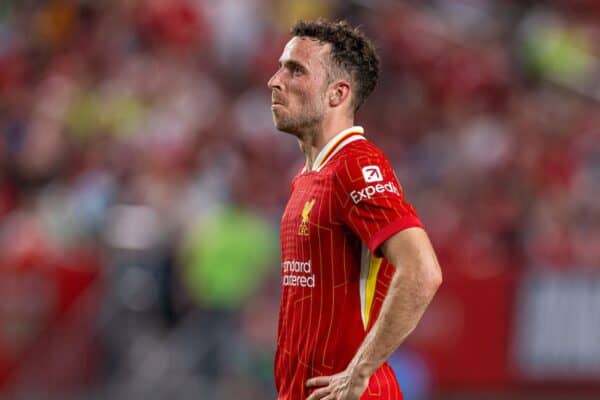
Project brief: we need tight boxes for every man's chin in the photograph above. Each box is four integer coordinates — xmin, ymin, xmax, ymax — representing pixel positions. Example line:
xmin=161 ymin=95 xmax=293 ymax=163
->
xmin=272 ymin=117 xmax=297 ymax=135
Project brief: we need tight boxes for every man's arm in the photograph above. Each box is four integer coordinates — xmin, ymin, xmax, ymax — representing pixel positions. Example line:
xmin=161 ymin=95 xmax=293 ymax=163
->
xmin=306 ymin=227 xmax=442 ymax=400
xmin=347 ymin=227 xmax=442 ymax=377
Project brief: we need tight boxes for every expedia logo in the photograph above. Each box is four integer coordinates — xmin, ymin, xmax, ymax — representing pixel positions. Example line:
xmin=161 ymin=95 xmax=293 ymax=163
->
xmin=350 ymin=182 xmax=400 ymax=204
xmin=298 ymin=199 xmax=315 ymax=236
xmin=362 ymin=165 xmax=383 ymax=183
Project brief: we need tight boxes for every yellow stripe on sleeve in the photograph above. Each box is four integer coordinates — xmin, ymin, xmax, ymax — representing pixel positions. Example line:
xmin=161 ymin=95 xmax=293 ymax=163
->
xmin=364 ymin=255 xmax=382 ymax=327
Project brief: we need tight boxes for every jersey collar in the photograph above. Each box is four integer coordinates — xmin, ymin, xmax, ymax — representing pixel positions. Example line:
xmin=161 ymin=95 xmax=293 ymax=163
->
xmin=303 ymin=126 xmax=366 ymax=173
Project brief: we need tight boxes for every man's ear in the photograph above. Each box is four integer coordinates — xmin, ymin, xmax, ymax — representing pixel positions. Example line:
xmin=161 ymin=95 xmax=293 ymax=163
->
xmin=329 ymin=80 xmax=351 ymax=107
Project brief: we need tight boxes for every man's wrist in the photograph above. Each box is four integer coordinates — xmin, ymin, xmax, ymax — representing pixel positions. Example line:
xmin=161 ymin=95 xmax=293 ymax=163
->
xmin=348 ymin=358 xmax=377 ymax=380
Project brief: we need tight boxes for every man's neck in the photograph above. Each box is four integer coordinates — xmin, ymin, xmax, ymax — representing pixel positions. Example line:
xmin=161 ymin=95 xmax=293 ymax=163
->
xmin=299 ymin=118 xmax=355 ymax=171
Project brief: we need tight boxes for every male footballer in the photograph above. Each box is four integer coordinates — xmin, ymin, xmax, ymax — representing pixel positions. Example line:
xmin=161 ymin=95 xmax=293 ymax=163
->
xmin=268 ymin=19 xmax=442 ymax=400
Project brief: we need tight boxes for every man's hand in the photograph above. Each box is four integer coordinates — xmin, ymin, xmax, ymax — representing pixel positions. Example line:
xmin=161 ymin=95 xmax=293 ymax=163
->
xmin=305 ymin=368 xmax=369 ymax=400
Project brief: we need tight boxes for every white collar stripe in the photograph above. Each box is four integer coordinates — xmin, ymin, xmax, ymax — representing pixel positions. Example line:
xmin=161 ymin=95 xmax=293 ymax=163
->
xmin=311 ymin=126 xmax=364 ymax=171
xmin=315 ymin=135 xmax=365 ymax=171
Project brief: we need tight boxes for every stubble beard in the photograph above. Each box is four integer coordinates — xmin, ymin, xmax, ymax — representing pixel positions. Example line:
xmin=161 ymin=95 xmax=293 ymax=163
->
xmin=272 ymin=98 xmax=325 ymax=139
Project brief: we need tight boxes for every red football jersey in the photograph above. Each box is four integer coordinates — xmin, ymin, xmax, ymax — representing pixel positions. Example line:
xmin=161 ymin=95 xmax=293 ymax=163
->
xmin=275 ymin=126 xmax=424 ymax=400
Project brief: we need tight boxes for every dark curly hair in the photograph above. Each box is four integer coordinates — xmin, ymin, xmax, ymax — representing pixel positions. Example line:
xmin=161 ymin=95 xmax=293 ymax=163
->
xmin=291 ymin=19 xmax=380 ymax=112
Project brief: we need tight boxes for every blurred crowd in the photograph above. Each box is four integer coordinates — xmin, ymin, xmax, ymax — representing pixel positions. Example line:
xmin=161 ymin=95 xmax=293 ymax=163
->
xmin=1 ymin=0 xmax=599 ymax=399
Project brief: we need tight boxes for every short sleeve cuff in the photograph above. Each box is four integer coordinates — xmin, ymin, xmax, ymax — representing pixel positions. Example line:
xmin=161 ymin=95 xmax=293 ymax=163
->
xmin=367 ymin=215 xmax=424 ymax=256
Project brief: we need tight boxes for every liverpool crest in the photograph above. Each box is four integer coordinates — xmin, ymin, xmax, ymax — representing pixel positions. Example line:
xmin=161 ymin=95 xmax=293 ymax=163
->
xmin=298 ymin=199 xmax=315 ymax=236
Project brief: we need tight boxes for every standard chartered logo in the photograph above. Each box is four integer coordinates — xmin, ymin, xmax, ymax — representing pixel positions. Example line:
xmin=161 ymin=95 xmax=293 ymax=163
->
xmin=350 ymin=181 xmax=400 ymax=204
xmin=282 ymin=259 xmax=315 ymax=288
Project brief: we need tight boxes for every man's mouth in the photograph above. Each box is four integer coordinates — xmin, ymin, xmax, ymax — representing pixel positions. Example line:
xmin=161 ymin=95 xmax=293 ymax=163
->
xmin=272 ymin=95 xmax=286 ymax=106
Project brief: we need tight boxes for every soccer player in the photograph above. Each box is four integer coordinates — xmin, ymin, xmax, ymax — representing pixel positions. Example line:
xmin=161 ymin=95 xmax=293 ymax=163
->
xmin=268 ymin=20 xmax=442 ymax=400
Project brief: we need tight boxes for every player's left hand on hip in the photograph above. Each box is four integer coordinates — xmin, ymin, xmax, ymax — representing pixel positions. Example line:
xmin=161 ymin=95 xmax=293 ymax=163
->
xmin=305 ymin=368 xmax=369 ymax=400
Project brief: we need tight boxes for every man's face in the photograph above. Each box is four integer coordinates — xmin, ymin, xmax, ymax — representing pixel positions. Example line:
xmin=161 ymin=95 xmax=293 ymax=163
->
xmin=268 ymin=37 xmax=331 ymax=135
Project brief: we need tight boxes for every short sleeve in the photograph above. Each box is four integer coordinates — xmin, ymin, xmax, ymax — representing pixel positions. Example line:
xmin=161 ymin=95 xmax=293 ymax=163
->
xmin=333 ymin=150 xmax=424 ymax=256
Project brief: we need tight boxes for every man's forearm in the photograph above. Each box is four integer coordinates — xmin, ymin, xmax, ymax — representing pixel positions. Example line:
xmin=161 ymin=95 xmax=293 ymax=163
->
xmin=347 ymin=246 xmax=441 ymax=378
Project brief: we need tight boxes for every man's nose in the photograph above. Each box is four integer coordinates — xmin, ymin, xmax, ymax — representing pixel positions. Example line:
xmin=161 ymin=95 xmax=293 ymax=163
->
xmin=268 ymin=69 xmax=283 ymax=90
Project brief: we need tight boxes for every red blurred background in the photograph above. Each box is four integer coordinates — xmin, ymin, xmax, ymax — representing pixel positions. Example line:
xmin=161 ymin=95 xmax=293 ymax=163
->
xmin=1 ymin=0 xmax=599 ymax=399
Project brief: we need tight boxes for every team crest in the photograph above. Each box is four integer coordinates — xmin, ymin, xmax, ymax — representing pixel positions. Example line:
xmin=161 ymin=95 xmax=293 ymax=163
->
xmin=298 ymin=199 xmax=315 ymax=236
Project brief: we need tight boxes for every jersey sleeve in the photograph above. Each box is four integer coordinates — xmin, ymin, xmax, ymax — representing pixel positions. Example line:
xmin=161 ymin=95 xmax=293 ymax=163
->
xmin=333 ymin=150 xmax=424 ymax=256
